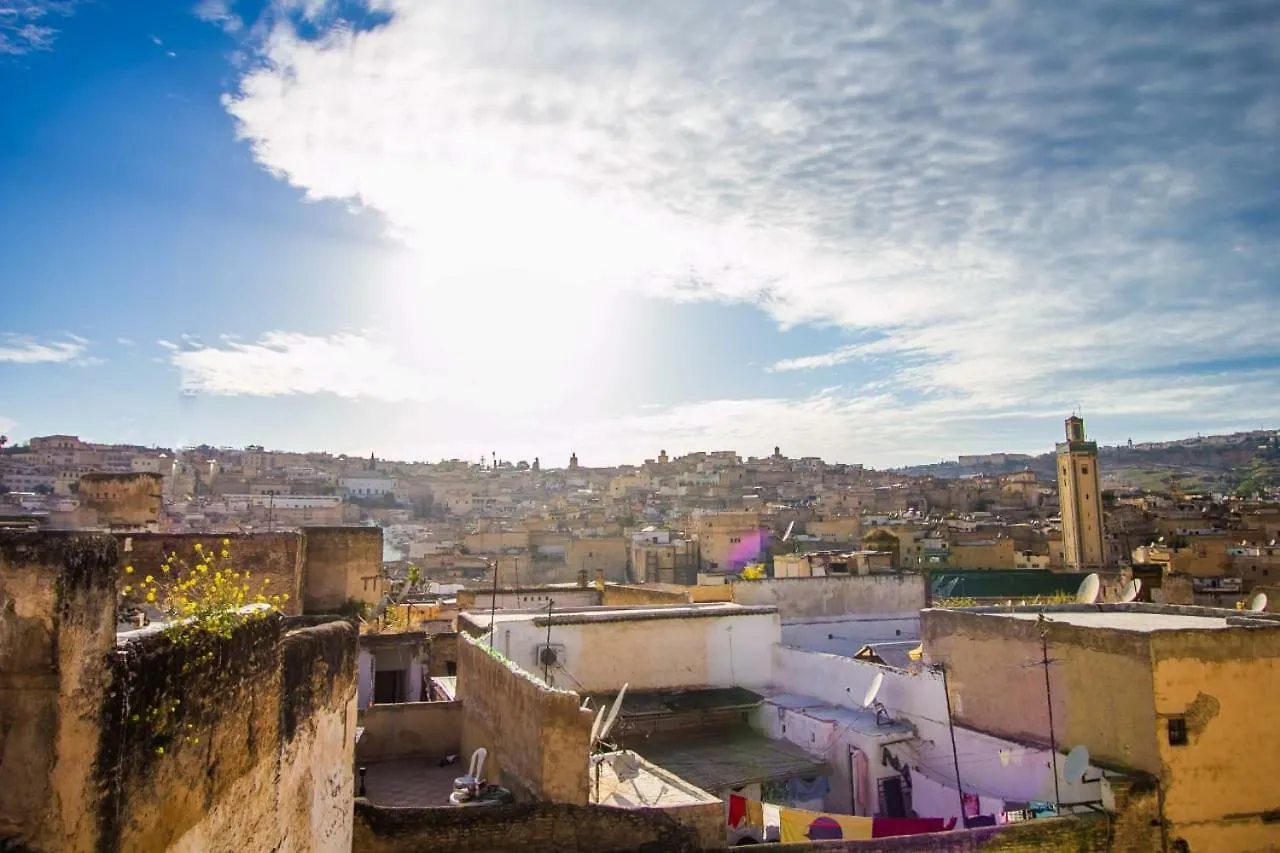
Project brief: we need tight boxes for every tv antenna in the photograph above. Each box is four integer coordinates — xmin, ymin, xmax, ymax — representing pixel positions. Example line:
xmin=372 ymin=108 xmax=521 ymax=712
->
xmin=590 ymin=684 xmax=630 ymax=801
xmin=847 ymin=672 xmax=892 ymax=726
xmin=1062 ymin=744 xmax=1097 ymax=784
xmin=1247 ymin=592 xmax=1268 ymax=612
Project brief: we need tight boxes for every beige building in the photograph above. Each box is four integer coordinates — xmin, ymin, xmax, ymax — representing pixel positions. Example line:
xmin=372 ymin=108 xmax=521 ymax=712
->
xmin=692 ymin=511 xmax=765 ymax=573
xmin=1056 ymin=416 xmax=1106 ymax=570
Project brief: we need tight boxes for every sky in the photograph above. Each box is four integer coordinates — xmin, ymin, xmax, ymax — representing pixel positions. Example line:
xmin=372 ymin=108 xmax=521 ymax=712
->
xmin=1 ymin=0 xmax=1278 ymax=468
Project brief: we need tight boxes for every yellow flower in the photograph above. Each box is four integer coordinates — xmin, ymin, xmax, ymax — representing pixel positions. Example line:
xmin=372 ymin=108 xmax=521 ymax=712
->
xmin=146 ymin=591 xmax=156 ymax=603
xmin=124 ymin=565 xmax=134 ymax=575
xmin=194 ymin=543 xmax=203 ymax=552
xmin=144 ymin=575 xmax=154 ymax=584
xmin=262 ymin=578 xmax=270 ymax=585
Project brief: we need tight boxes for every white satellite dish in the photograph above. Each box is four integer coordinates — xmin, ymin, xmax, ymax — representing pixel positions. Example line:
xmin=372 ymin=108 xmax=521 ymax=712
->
xmin=782 ymin=520 xmax=795 ymax=542
xmin=589 ymin=707 xmax=607 ymax=744
xmin=597 ymin=683 xmax=629 ymax=743
xmin=862 ymin=672 xmax=885 ymax=708
xmin=1063 ymin=744 xmax=1090 ymax=781
xmin=1247 ymin=592 xmax=1268 ymax=613
xmin=1119 ymin=578 xmax=1142 ymax=603
xmin=1076 ymin=573 xmax=1101 ymax=604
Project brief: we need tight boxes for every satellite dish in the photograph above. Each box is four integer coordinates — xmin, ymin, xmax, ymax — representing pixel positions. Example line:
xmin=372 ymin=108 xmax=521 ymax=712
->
xmin=1247 ymin=592 xmax=1268 ymax=613
xmin=782 ymin=520 xmax=795 ymax=542
xmin=1063 ymin=745 xmax=1090 ymax=781
xmin=597 ymin=683 xmax=629 ymax=743
xmin=589 ymin=707 xmax=607 ymax=744
xmin=1076 ymin=573 xmax=1101 ymax=604
xmin=1119 ymin=578 xmax=1142 ymax=603
xmin=861 ymin=672 xmax=885 ymax=708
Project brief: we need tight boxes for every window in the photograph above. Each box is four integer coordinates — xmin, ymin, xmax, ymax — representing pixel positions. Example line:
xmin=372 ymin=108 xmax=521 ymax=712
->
xmin=1167 ymin=717 xmax=1188 ymax=746
xmin=1081 ymin=465 xmax=1089 ymax=475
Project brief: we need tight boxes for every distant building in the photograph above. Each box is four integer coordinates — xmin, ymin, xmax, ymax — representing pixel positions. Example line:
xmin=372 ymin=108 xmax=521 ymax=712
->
xmin=1056 ymin=416 xmax=1106 ymax=570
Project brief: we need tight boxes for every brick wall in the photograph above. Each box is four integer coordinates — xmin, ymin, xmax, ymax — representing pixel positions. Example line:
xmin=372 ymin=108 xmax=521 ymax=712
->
xmin=357 ymin=701 xmax=462 ymax=762
xmin=753 ymin=814 xmax=1127 ymax=851
xmin=351 ymin=801 xmax=702 ymax=853
xmin=456 ymin=633 xmax=593 ymax=803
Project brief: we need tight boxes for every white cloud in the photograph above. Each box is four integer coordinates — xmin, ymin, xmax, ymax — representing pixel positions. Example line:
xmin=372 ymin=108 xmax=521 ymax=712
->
xmin=217 ymin=1 xmax=1280 ymax=454
xmin=166 ymin=332 xmax=429 ymax=401
xmin=0 ymin=0 xmax=75 ymax=54
xmin=0 ymin=334 xmax=93 ymax=364
xmin=192 ymin=0 xmax=241 ymax=33
xmin=117 ymin=337 xmax=135 ymax=346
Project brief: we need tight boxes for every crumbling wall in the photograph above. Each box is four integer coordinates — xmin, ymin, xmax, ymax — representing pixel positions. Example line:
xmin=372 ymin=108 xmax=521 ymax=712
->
xmin=116 ymin=532 xmax=305 ymax=615
xmin=350 ymin=801 xmax=701 ymax=853
xmin=302 ymin=526 xmax=384 ymax=613
xmin=78 ymin=473 xmax=163 ymax=529
xmin=0 ymin=531 xmax=118 ymax=852
xmin=95 ymin=618 xmax=357 ymax=853
xmin=731 ymin=575 xmax=927 ymax=621
xmin=357 ymin=702 xmax=462 ymax=762
xmin=456 ymin=633 xmax=592 ymax=804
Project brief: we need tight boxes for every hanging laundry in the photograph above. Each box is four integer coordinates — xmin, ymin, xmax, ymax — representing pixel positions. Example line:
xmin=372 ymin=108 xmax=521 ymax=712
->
xmin=762 ymin=803 xmax=781 ymax=842
xmin=786 ymin=775 xmax=830 ymax=802
xmin=727 ymin=793 xmax=747 ymax=828
xmin=872 ymin=817 xmax=957 ymax=838
xmin=745 ymin=799 xmax=763 ymax=832
xmin=778 ymin=807 xmax=873 ymax=842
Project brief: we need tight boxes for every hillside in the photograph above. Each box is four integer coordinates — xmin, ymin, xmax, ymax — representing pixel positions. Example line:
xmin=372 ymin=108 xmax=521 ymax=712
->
xmin=895 ymin=430 xmax=1280 ymax=495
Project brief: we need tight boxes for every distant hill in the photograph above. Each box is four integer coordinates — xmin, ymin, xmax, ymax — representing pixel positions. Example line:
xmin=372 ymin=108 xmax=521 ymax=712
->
xmin=894 ymin=430 xmax=1280 ymax=495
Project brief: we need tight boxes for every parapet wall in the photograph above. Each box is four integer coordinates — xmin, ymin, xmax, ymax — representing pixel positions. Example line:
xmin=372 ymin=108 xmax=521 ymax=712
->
xmin=732 ymin=574 xmax=928 ymax=621
xmin=98 ymin=617 xmax=358 ymax=853
xmin=0 ymin=530 xmax=359 ymax=853
xmin=113 ymin=526 xmax=384 ymax=617
xmin=0 ymin=531 xmax=118 ymax=851
xmin=357 ymin=701 xmax=463 ymax=763
xmin=456 ymin=633 xmax=593 ymax=804
xmin=351 ymin=800 xmax=701 ymax=853
xmin=755 ymin=814 xmax=1127 ymax=851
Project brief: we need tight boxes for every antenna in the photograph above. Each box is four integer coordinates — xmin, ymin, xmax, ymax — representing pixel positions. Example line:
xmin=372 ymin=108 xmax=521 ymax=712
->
xmin=589 ymin=707 xmax=607 ymax=744
xmin=1075 ymin=573 xmax=1101 ymax=604
xmin=1119 ymin=578 xmax=1142 ymax=603
xmin=1247 ymin=592 xmax=1268 ymax=613
xmin=1063 ymin=744 xmax=1090 ymax=782
xmin=782 ymin=520 xmax=795 ymax=542
xmin=852 ymin=672 xmax=893 ymax=726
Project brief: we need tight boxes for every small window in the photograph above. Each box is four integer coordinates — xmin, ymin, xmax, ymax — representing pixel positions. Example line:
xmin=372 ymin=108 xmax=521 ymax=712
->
xmin=1168 ymin=717 xmax=1188 ymax=746
xmin=1081 ymin=465 xmax=1089 ymax=475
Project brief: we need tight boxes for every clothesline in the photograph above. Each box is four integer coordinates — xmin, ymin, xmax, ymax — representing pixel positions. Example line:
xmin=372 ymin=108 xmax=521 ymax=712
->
xmin=727 ymin=792 xmax=956 ymax=843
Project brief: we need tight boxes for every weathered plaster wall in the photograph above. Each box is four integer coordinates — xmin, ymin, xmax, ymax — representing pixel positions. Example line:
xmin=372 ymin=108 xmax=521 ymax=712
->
xmin=117 ymin=532 xmax=305 ymax=615
xmin=302 ymin=526 xmax=384 ymax=612
xmin=1150 ymin=630 xmax=1280 ymax=851
xmin=356 ymin=702 xmax=463 ymax=762
xmin=780 ymin=615 xmax=920 ymax=653
xmin=600 ymin=584 xmax=690 ymax=606
xmin=458 ymin=588 xmax=602 ymax=612
xmin=351 ymin=800 xmax=702 ymax=853
xmin=495 ymin=609 xmax=779 ymax=692
xmin=79 ymin=473 xmax=163 ymax=529
xmin=98 ymin=618 xmax=358 ymax=853
xmin=732 ymin=575 xmax=927 ymax=622
xmin=0 ymin=531 xmax=118 ymax=852
xmin=456 ymin=633 xmax=593 ymax=803
xmin=921 ymin=609 xmax=1160 ymax=773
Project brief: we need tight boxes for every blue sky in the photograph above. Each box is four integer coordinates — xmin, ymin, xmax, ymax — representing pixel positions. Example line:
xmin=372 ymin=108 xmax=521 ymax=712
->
xmin=1 ymin=0 xmax=1278 ymax=467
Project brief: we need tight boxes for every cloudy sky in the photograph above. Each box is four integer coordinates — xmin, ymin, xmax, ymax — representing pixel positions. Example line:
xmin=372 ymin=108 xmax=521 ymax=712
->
xmin=1 ymin=0 xmax=1277 ymax=466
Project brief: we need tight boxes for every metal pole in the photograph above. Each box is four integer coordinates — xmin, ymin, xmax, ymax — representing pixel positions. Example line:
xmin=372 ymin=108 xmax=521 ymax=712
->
xmin=543 ymin=598 xmax=554 ymax=683
xmin=488 ymin=558 xmax=499 ymax=650
xmin=1040 ymin=616 xmax=1062 ymax=811
xmin=937 ymin=663 xmax=967 ymax=824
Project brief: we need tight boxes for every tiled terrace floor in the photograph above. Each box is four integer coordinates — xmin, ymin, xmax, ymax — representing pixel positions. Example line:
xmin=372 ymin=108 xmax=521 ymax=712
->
xmin=360 ymin=758 xmax=461 ymax=807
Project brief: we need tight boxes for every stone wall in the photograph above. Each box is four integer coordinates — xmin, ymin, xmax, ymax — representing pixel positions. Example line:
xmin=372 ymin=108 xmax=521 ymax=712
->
xmin=456 ymin=633 xmax=593 ymax=803
xmin=731 ymin=575 xmax=928 ymax=622
xmin=79 ymin=472 xmax=163 ymax=529
xmin=97 ymin=618 xmax=358 ymax=853
xmin=351 ymin=801 xmax=702 ymax=853
xmin=0 ymin=531 xmax=118 ymax=851
xmin=0 ymin=530 xmax=359 ymax=853
xmin=302 ymin=526 xmax=384 ymax=613
xmin=115 ymin=526 xmax=384 ymax=618
xmin=356 ymin=702 xmax=463 ymax=762
xmin=117 ymin=532 xmax=305 ymax=614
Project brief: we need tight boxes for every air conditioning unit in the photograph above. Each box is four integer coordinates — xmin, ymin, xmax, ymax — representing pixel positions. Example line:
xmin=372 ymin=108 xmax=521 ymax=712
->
xmin=533 ymin=643 xmax=565 ymax=669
